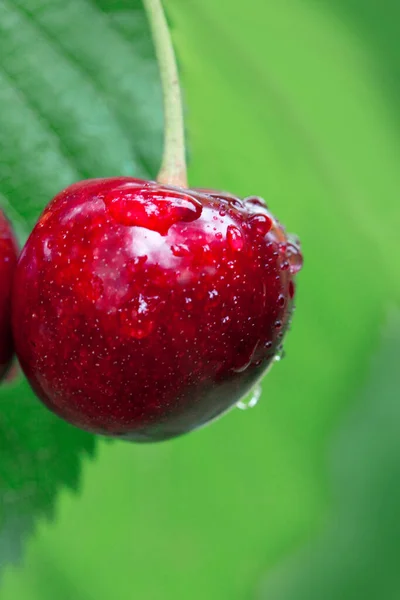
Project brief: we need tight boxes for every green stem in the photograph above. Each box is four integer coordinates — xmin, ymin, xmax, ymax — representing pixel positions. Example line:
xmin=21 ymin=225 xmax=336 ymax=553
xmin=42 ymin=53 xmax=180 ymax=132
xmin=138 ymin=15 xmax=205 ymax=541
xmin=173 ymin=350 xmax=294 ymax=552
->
xmin=144 ymin=0 xmax=188 ymax=188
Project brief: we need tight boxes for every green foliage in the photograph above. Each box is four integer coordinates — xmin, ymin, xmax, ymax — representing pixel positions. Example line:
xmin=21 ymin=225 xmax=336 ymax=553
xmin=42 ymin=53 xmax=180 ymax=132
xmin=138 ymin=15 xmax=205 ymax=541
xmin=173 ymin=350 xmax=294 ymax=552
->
xmin=0 ymin=379 xmax=95 ymax=566
xmin=0 ymin=0 xmax=399 ymax=598
xmin=0 ymin=0 xmax=162 ymax=236
xmin=259 ymin=311 xmax=400 ymax=599
xmin=0 ymin=0 xmax=162 ymax=570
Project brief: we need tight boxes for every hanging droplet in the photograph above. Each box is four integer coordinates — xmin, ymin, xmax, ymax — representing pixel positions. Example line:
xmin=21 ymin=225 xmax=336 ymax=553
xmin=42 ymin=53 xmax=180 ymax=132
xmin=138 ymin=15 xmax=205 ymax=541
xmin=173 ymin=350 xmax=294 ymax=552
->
xmin=274 ymin=346 xmax=286 ymax=362
xmin=236 ymin=384 xmax=262 ymax=410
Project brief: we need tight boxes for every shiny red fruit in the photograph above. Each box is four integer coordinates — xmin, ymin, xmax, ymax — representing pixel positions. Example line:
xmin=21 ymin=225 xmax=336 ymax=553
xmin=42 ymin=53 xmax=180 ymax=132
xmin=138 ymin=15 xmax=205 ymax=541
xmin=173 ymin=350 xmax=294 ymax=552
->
xmin=12 ymin=178 xmax=302 ymax=441
xmin=0 ymin=210 xmax=18 ymax=381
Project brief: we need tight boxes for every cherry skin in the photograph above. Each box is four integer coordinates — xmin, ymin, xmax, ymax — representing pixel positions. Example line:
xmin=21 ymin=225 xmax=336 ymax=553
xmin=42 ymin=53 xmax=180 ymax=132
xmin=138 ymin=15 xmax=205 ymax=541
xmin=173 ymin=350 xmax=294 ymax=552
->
xmin=12 ymin=178 xmax=302 ymax=441
xmin=0 ymin=210 xmax=18 ymax=381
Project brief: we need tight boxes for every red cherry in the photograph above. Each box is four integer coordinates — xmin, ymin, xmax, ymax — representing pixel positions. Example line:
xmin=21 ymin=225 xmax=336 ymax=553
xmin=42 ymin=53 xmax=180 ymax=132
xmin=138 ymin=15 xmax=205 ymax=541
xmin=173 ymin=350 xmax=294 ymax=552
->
xmin=0 ymin=210 xmax=18 ymax=381
xmin=12 ymin=178 xmax=302 ymax=441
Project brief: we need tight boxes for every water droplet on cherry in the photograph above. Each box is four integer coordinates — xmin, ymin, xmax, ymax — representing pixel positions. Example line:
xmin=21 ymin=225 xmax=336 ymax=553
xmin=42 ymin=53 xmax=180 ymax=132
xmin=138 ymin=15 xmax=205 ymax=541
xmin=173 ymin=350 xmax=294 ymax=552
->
xmin=104 ymin=185 xmax=202 ymax=235
xmin=244 ymin=196 xmax=268 ymax=210
xmin=171 ymin=244 xmax=191 ymax=257
xmin=248 ymin=214 xmax=272 ymax=237
xmin=286 ymin=238 xmax=303 ymax=274
xmin=131 ymin=255 xmax=148 ymax=268
xmin=226 ymin=224 xmax=244 ymax=252
xmin=277 ymin=294 xmax=286 ymax=308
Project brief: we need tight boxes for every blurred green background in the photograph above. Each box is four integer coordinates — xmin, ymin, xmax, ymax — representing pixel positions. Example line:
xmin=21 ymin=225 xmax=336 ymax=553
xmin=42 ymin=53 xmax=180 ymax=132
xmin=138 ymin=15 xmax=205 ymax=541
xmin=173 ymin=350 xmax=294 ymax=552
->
xmin=0 ymin=0 xmax=399 ymax=598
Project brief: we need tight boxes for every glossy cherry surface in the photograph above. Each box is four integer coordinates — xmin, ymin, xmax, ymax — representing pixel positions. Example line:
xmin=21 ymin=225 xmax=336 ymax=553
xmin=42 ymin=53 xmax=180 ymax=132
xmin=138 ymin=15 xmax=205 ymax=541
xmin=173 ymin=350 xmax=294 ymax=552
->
xmin=0 ymin=210 xmax=18 ymax=381
xmin=13 ymin=178 xmax=302 ymax=441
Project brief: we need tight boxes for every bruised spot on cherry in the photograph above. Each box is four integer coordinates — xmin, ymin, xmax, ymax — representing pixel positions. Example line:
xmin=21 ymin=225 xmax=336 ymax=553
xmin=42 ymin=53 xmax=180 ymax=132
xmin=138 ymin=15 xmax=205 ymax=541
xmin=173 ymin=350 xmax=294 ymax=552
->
xmin=12 ymin=177 xmax=302 ymax=441
xmin=0 ymin=210 xmax=18 ymax=381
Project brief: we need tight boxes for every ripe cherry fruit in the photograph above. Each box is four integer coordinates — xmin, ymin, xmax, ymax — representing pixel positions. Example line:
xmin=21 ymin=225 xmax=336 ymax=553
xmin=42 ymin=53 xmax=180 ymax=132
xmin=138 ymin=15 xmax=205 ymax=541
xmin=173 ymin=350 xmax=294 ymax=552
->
xmin=0 ymin=210 xmax=18 ymax=381
xmin=12 ymin=178 xmax=302 ymax=441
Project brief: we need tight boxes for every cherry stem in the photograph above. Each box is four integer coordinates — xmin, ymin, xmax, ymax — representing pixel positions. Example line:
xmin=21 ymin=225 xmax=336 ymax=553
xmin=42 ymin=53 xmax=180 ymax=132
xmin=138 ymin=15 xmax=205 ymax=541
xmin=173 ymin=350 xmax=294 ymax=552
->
xmin=143 ymin=0 xmax=188 ymax=188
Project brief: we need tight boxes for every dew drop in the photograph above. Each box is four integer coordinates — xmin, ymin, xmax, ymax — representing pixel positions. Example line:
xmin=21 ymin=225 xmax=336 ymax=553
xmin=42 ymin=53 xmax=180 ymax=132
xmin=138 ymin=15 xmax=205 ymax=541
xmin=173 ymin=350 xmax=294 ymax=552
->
xmin=229 ymin=197 xmax=244 ymax=210
xmin=244 ymin=196 xmax=268 ymax=210
xmin=286 ymin=238 xmax=303 ymax=274
xmin=194 ymin=189 xmax=237 ymax=203
xmin=227 ymin=224 xmax=244 ymax=252
xmin=277 ymin=294 xmax=286 ymax=308
xmin=237 ymin=384 xmax=262 ymax=410
xmin=248 ymin=214 xmax=272 ymax=237
xmin=104 ymin=185 xmax=203 ymax=235
xmin=274 ymin=346 xmax=286 ymax=362
xmin=171 ymin=244 xmax=191 ymax=257
xmin=281 ymin=261 xmax=290 ymax=271
xmin=132 ymin=255 xmax=148 ymax=267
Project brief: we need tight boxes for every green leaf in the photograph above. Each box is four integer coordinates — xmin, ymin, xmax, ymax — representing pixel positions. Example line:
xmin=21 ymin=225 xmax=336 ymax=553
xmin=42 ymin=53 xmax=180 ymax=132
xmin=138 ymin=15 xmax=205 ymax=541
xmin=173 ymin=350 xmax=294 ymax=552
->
xmin=0 ymin=378 xmax=95 ymax=565
xmin=0 ymin=0 xmax=162 ymax=570
xmin=0 ymin=0 xmax=162 ymax=236
xmin=258 ymin=310 xmax=400 ymax=599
